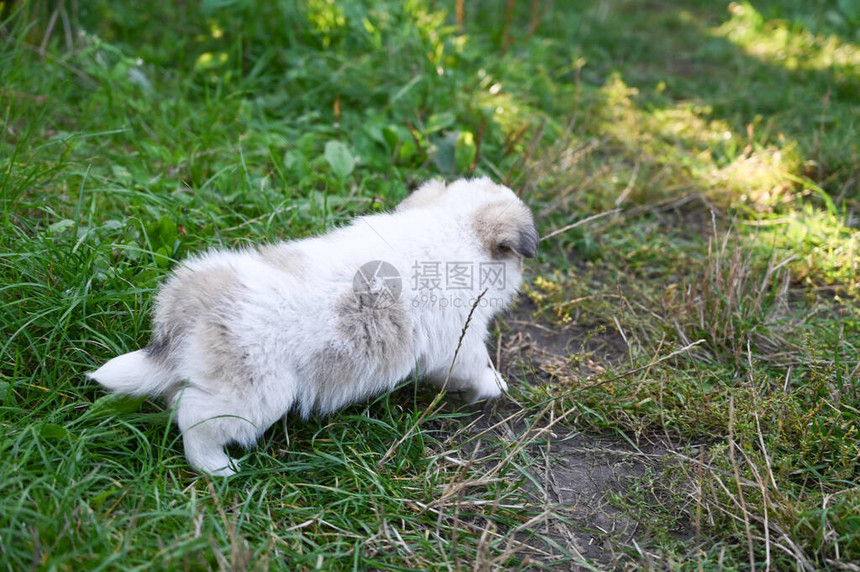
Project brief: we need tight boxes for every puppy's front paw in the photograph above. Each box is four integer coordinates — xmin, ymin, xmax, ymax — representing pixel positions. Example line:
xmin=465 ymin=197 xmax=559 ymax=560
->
xmin=469 ymin=367 xmax=508 ymax=402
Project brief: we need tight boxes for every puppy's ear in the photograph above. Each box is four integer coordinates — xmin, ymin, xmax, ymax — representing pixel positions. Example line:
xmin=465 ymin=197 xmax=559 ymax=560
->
xmin=473 ymin=201 xmax=539 ymax=259
xmin=396 ymin=179 xmax=447 ymax=212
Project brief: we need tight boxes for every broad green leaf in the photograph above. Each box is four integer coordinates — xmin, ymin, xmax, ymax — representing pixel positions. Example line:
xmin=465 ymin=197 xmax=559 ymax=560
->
xmin=111 ymin=165 xmax=133 ymax=181
xmin=40 ymin=423 xmax=75 ymax=440
xmin=155 ymin=246 xmax=172 ymax=268
xmin=381 ymin=126 xmax=403 ymax=150
xmin=324 ymin=141 xmax=354 ymax=179
xmin=425 ymin=112 xmax=456 ymax=134
xmin=48 ymin=219 xmax=75 ymax=234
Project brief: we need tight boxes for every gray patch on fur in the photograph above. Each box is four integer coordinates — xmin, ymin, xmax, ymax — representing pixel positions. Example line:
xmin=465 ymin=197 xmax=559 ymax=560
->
xmin=334 ymin=293 xmax=411 ymax=367
xmin=145 ymin=333 xmax=171 ymax=362
xmin=302 ymin=293 xmax=412 ymax=413
xmin=256 ymin=244 xmax=309 ymax=276
xmin=195 ymin=312 xmax=253 ymax=391
xmin=472 ymin=200 xmax=539 ymax=259
xmin=147 ymin=265 xmax=242 ymax=368
xmin=304 ymin=344 xmax=353 ymax=412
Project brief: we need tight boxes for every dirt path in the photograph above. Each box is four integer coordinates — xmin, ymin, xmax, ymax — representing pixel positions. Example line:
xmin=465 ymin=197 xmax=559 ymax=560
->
xmin=462 ymin=299 xmax=696 ymax=569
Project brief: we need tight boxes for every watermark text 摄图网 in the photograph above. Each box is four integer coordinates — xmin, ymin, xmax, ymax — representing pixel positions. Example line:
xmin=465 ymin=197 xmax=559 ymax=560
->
xmin=410 ymin=261 xmax=506 ymax=291
xmin=353 ymin=260 xmax=508 ymax=308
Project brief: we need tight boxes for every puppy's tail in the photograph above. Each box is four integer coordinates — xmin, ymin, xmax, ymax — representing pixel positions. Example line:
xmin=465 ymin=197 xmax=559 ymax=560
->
xmin=88 ymin=350 xmax=177 ymax=397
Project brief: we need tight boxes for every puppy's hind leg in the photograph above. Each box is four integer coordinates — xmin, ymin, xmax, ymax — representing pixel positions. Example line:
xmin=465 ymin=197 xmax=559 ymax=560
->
xmin=174 ymin=386 xmax=261 ymax=476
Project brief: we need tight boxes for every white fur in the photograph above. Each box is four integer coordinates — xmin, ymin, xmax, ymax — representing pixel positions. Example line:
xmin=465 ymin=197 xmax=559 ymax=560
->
xmin=89 ymin=177 xmax=536 ymax=475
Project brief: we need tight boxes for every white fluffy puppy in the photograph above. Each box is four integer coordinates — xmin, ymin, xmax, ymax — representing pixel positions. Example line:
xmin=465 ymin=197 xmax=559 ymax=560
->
xmin=89 ymin=177 xmax=538 ymax=476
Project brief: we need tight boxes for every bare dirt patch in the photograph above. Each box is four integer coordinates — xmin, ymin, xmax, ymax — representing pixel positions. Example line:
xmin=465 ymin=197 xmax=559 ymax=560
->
xmin=498 ymin=295 xmax=631 ymax=383
xmin=464 ymin=300 xmax=696 ymax=569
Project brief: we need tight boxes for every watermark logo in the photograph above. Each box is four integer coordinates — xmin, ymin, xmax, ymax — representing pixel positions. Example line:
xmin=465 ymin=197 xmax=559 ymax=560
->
xmin=353 ymin=260 xmax=402 ymax=309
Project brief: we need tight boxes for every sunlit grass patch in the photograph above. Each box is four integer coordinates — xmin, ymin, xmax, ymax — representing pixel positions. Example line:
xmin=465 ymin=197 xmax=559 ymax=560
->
xmin=712 ymin=144 xmax=801 ymax=209
xmin=745 ymin=203 xmax=859 ymax=290
xmin=528 ymin=76 xmax=810 ymax=217
xmin=716 ymin=1 xmax=860 ymax=75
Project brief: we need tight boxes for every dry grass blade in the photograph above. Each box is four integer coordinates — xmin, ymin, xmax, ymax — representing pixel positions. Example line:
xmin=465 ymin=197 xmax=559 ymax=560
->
xmin=378 ymin=290 xmax=488 ymax=467
xmin=728 ymin=395 xmax=757 ymax=570
xmin=676 ymin=228 xmax=793 ymax=363
xmin=539 ymin=208 xmax=621 ymax=242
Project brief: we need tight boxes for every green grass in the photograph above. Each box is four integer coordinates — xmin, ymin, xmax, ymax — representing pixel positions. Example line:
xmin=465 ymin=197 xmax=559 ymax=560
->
xmin=2 ymin=0 xmax=859 ymax=569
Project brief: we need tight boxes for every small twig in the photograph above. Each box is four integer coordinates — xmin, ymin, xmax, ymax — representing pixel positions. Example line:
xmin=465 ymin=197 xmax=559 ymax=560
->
xmin=500 ymin=0 xmax=517 ymax=54
xmin=540 ymin=208 xmax=621 ymax=242
xmin=39 ymin=0 xmax=64 ymax=57
xmin=526 ymin=0 xmax=543 ymax=40
xmin=749 ymin=341 xmax=776 ymax=572
xmin=458 ymin=407 xmax=529 ymax=446
xmin=566 ymin=339 xmax=706 ymax=393
xmin=283 ymin=519 xmax=316 ymax=533
xmin=60 ymin=2 xmax=73 ymax=51
xmin=729 ymin=395 xmax=757 ymax=571
xmin=615 ymin=158 xmax=640 ymax=207
xmin=507 ymin=118 xmax=545 ymax=189
xmin=506 ymin=319 xmax=557 ymax=334
xmin=469 ymin=115 xmax=485 ymax=174
xmin=494 ymin=329 xmax=502 ymax=375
